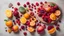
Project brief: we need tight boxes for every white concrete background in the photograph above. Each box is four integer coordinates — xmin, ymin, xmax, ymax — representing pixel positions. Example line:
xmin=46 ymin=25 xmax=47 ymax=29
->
xmin=0 ymin=0 xmax=64 ymax=36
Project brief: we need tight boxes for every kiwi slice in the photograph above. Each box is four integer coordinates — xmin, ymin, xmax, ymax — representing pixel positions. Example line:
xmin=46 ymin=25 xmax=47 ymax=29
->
xmin=19 ymin=6 xmax=26 ymax=14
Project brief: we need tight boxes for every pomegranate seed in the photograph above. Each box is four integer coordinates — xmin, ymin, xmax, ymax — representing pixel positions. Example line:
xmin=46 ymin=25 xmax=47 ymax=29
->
xmin=35 ymin=11 xmax=36 ymax=13
xmin=40 ymin=2 xmax=43 ymax=4
xmin=56 ymin=26 xmax=60 ymax=30
xmin=21 ymin=26 xmax=25 ymax=30
xmin=36 ymin=23 xmax=41 ymax=26
xmin=23 ymin=32 xmax=27 ymax=35
xmin=12 ymin=6 xmax=14 ymax=9
xmin=31 ymin=3 xmax=34 ymax=6
xmin=28 ymin=5 xmax=31 ymax=8
xmin=59 ymin=20 xmax=61 ymax=23
xmin=23 ymin=4 xmax=27 ymax=7
xmin=33 ymin=5 xmax=36 ymax=7
xmin=44 ymin=24 xmax=46 ymax=29
xmin=35 ymin=20 xmax=38 ymax=23
xmin=20 ymin=14 xmax=22 ymax=17
xmin=30 ymin=12 xmax=34 ymax=16
xmin=17 ymin=21 xmax=20 ymax=26
xmin=26 ymin=21 xmax=30 ymax=26
xmin=47 ymin=26 xmax=54 ymax=30
xmin=35 ymin=2 xmax=39 ymax=6
xmin=29 ymin=8 xmax=33 ymax=11
xmin=14 ymin=8 xmax=18 ymax=11
xmin=34 ymin=7 xmax=36 ymax=10
xmin=45 ymin=1 xmax=47 ymax=3
xmin=17 ymin=2 xmax=20 ymax=6
xmin=5 ymin=30 xmax=7 ymax=32
xmin=26 ymin=2 xmax=30 ymax=5
xmin=19 ymin=28 xmax=21 ymax=31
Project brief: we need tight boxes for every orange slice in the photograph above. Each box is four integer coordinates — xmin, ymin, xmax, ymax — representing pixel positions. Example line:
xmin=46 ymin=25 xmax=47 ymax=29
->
xmin=20 ymin=17 xmax=27 ymax=24
xmin=27 ymin=27 xmax=35 ymax=32
xmin=6 ymin=20 xmax=13 ymax=28
xmin=24 ymin=13 xmax=30 ymax=19
xmin=48 ymin=28 xmax=56 ymax=34
xmin=5 ymin=9 xmax=12 ymax=18
xmin=50 ymin=13 xmax=57 ymax=20
xmin=30 ymin=21 xmax=35 ymax=27
xmin=55 ymin=10 xmax=61 ymax=16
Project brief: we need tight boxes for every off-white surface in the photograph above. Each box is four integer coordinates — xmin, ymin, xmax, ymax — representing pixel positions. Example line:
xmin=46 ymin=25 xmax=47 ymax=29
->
xmin=0 ymin=0 xmax=64 ymax=36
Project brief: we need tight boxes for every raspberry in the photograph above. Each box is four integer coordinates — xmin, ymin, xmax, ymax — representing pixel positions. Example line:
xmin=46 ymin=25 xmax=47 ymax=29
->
xmin=35 ymin=2 xmax=39 ymax=6
xmin=17 ymin=2 xmax=20 ymax=6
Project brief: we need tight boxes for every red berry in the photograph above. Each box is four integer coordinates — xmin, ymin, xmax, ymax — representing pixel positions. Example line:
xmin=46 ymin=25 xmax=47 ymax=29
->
xmin=31 ymin=3 xmax=34 ymax=6
xmin=5 ymin=30 xmax=7 ymax=32
xmin=23 ymin=4 xmax=27 ymax=7
xmin=21 ymin=26 xmax=25 ymax=30
xmin=45 ymin=1 xmax=47 ymax=3
xmin=44 ymin=24 xmax=46 ymax=29
xmin=17 ymin=20 xmax=20 ymax=26
xmin=40 ymin=2 xmax=43 ymax=4
xmin=26 ymin=2 xmax=30 ymax=5
xmin=28 ymin=5 xmax=31 ymax=8
xmin=47 ymin=26 xmax=54 ymax=30
xmin=13 ymin=11 xmax=19 ymax=17
xmin=17 ymin=2 xmax=20 ymax=6
xmin=56 ymin=26 xmax=59 ymax=30
xmin=12 ymin=6 xmax=14 ymax=9
xmin=26 ymin=21 xmax=30 ymax=26
xmin=29 ymin=8 xmax=33 ymax=11
xmin=19 ymin=28 xmax=21 ymax=31
xmin=23 ymin=32 xmax=27 ymax=35
xmin=30 ymin=12 xmax=34 ymax=16
xmin=35 ymin=2 xmax=39 ymax=6
xmin=14 ymin=8 xmax=18 ymax=11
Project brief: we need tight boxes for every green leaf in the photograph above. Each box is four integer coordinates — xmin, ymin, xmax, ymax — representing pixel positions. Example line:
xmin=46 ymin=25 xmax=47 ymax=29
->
xmin=50 ymin=3 xmax=55 ymax=7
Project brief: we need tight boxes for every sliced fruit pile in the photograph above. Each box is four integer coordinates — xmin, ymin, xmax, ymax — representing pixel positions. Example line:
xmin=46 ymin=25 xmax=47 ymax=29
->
xmin=4 ymin=1 xmax=61 ymax=35
xmin=37 ymin=2 xmax=61 ymax=23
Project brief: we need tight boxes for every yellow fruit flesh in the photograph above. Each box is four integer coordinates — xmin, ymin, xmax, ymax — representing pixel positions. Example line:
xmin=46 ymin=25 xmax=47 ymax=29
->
xmin=27 ymin=27 xmax=34 ymax=32
xmin=30 ymin=21 xmax=35 ymax=27
xmin=55 ymin=10 xmax=61 ymax=16
xmin=20 ymin=17 xmax=27 ymax=24
xmin=48 ymin=28 xmax=56 ymax=34
xmin=24 ymin=13 xmax=30 ymax=19
xmin=7 ymin=29 xmax=12 ymax=33
xmin=50 ymin=13 xmax=56 ymax=20
xmin=5 ymin=9 xmax=12 ymax=18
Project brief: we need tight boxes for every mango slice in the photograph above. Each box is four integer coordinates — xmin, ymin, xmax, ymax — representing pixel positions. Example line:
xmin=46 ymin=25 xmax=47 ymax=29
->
xmin=5 ymin=9 xmax=12 ymax=18
xmin=20 ymin=17 xmax=27 ymax=24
